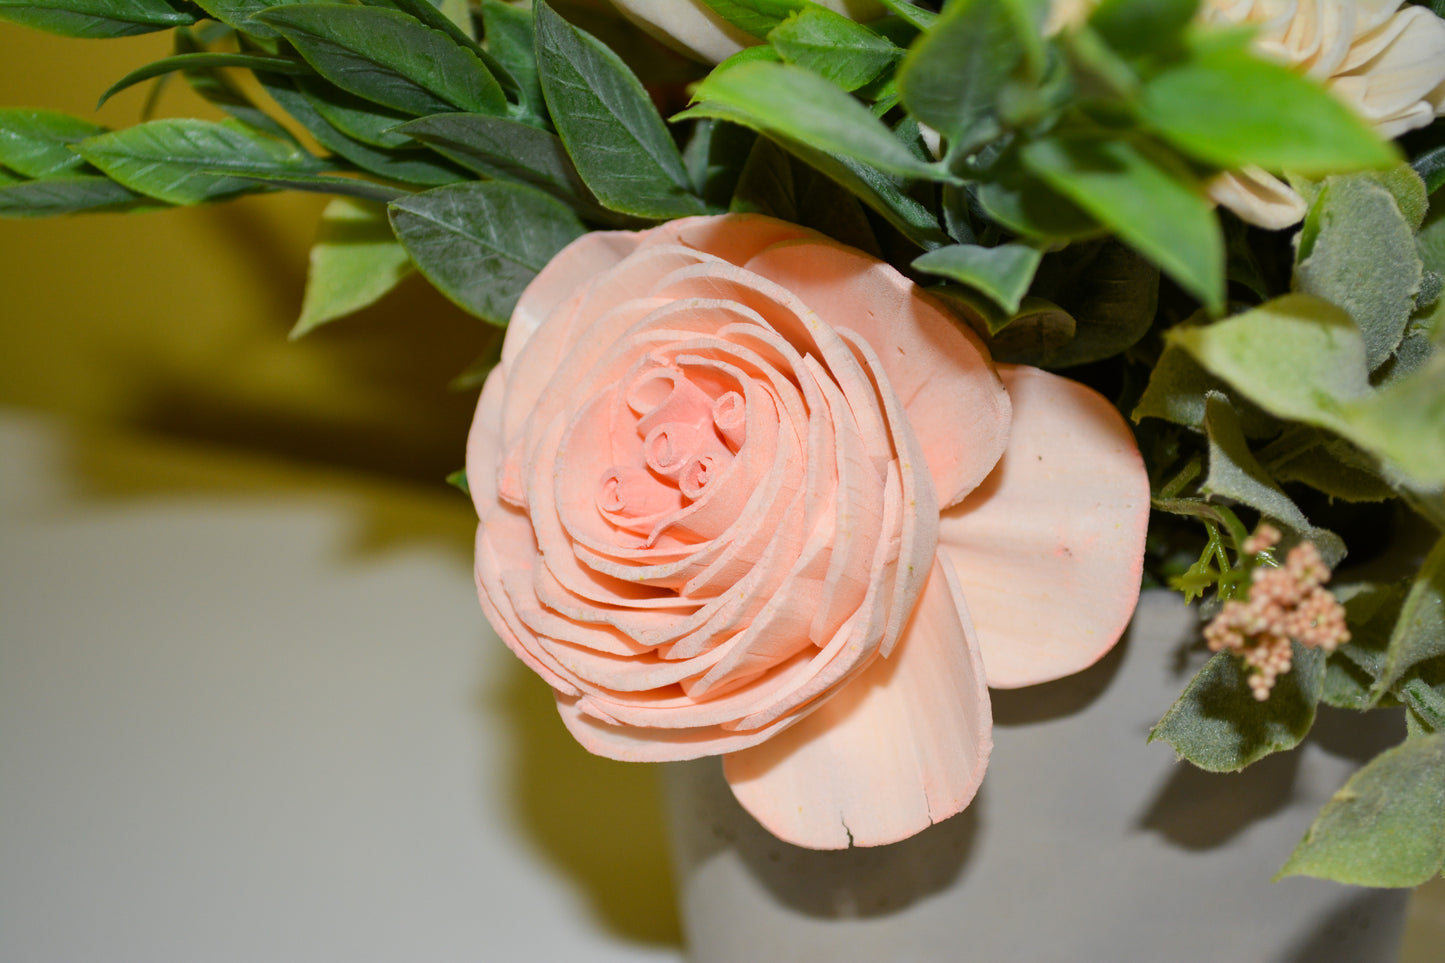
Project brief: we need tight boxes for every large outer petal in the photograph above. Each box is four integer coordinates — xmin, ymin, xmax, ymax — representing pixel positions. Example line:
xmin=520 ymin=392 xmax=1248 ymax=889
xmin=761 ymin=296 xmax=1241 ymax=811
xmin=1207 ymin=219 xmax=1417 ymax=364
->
xmin=722 ymin=557 xmax=992 ymax=849
xmin=937 ymin=365 xmax=1149 ymax=689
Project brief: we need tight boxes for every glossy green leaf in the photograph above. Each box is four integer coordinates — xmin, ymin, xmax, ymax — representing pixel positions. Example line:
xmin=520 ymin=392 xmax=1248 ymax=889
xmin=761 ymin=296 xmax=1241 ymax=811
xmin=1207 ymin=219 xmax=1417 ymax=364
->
xmin=696 ymin=0 xmax=806 ymax=38
xmin=296 ymin=76 xmax=414 ymax=149
xmin=481 ymin=0 xmax=544 ymax=119
xmin=389 ymin=180 xmax=585 ymax=325
xmin=1020 ymin=134 xmax=1223 ymax=310
xmin=293 ymin=197 xmax=414 ymax=337
xmin=255 ymin=4 xmax=506 ymax=117
xmin=729 ymin=134 xmax=879 ymax=255
xmin=1295 ymin=175 xmax=1423 ymax=370
xmin=190 ymin=0 xmax=328 ymax=39
xmin=896 ymin=0 xmax=1036 ymax=155
xmin=396 ymin=112 xmax=598 ymax=211
xmin=171 ymin=28 xmax=298 ymax=144
xmin=535 ymin=2 xmax=703 ymax=219
xmin=99 ymin=53 xmax=309 ymax=108
xmin=260 ymin=75 xmax=469 ymax=186
xmin=684 ymin=60 xmax=949 ymax=182
xmin=1150 ymin=642 xmax=1326 ymax=771
xmin=1087 ymin=0 xmax=1195 ymax=57
xmin=1279 ymin=733 xmax=1445 ymax=887
xmin=0 ymin=108 xmax=105 ymax=178
xmin=1140 ymin=44 xmax=1396 ymax=175
xmin=0 ymin=173 xmax=149 ymax=217
xmin=75 ymin=118 xmax=327 ymax=205
xmin=768 ymin=7 xmax=899 ymax=92
xmin=874 ymin=0 xmax=936 ymax=29
xmin=0 ymin=0 xmax=192 ymax=38
xmin=208 ymin=169 xmax=408 ymax=203
xmin=912 ymin=242 xmax=1040 ymax=314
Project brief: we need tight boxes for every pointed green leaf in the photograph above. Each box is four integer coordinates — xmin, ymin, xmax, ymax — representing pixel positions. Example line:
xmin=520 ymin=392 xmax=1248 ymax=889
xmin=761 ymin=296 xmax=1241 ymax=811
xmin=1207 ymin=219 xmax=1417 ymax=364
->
xmin=874 ymin=0 xmax=936 ymax=30
xmin=99 ymin=52 xmax=310 ymax=108
xmin=0 ymin=108 xmax=105 ymax=178
xmin=255 ymin=4 xmax=506 ymax=117
xmin=1149 ymin=642 xmax=1326 ymax=772
xmin=1018 ymin=237 xmax=1159 ymax=368
xmin=293 ymin=197 xmax=414 ymax=337
xmin=481 ymin=0 xmax=544 ymax=119
xmin=1279 ymin=733 xmax=1445 ymax=887
xmin=395 ymin=112 xmax=598 ymax=211
xmin=535 ymin=2 xmax=703 ymax=219
xmin=1020 ymin=134 xmax=1223 ymax=310
xmin=190 ymin=0 xmax=328 ymax=39
xmin=172 ymin=28 xmax=299 ymax=144
xmin=768 ymin=7 xmax=900 ymax=92
xmin=696 ymin=0 xmax=806 ymax=37
xmin=207 ymin=169 xmax=408 ymax=203
xmin=912 ymin=242 xmax=1040 ymax=314
xmin=684 ymin=60 xmax=949 ymax=182
xmin=75 ymin=118 xmax=327 ymax=205
xmin=1141 ymin=43 xmax=1397 ymax=175
xmin=0 ymin=173 xmax=150 ymax=217
xmin=0 ymin=0 xmax=193 ymax=37
xmin=389 ymin=180 xmax=586 ymax=325
xmin=729 ymin=134 xmax=879 ymax=255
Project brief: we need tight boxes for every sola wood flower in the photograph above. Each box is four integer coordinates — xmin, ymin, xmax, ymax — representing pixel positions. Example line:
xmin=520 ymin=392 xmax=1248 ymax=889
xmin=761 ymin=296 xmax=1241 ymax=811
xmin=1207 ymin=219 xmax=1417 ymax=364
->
xmin=606 ymin=0 xmax=886 ymax=62
xmin=466 ymin=214 xmax=1150 ymax=848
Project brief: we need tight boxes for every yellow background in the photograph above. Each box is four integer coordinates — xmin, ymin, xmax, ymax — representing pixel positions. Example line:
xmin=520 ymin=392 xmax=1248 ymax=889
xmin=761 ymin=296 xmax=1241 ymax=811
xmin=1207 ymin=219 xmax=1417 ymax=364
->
xmin=0 ymin=22 xmax=489 ymax=483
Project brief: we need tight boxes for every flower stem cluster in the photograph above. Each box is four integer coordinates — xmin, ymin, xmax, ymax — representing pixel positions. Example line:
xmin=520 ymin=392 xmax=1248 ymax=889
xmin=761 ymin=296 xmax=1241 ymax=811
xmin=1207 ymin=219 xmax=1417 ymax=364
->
xmin=1203 ymin=525 xmax=1350 ymax=701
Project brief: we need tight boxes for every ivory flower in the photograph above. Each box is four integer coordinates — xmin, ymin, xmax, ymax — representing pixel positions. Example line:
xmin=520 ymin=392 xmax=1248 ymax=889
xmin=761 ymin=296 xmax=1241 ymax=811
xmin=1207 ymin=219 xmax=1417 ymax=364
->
xmin=1051 ymin=0 xmax=1445 ymax=228
xmin=467 ymin=213 xmax=1150 ymax=848
xmin=606 ymin=0 xmax=886 ymax=62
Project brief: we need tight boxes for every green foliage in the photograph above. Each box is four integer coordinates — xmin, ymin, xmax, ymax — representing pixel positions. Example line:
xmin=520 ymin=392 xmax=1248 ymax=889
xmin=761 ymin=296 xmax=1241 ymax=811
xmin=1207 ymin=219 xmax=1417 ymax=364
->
xmin=534 ymin=2 xmax=704 ymax=219
xmin=0 ymin=108 xmax=104 ymax=178
xmin=1279 ymin=733 xmax=1445 ymax=887
xmin=389 ymin=180 xmax=585 ymax=325
xmin=1150 ymin=643 xmax=1326 ymax=772
xmin=769 ymin=7 xmax=900 ymax=92
xmin=98 ymin=52 xmax=309 ymax=108
xmin=695 ymin=0 xmax=806 ymax=38
xmin=912 ymin=243 xmax=1040 ymax=314
xmin=293 ymin=197 xmax=414 ymax=337
xmin=0 ymin=0 xmax=193 ymax=38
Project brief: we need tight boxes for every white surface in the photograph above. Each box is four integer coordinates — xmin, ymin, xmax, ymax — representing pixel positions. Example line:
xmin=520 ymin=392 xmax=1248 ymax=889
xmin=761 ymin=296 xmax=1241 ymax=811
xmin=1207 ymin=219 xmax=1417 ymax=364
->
xmin=0 ymin=412 xmax=682 ymax=963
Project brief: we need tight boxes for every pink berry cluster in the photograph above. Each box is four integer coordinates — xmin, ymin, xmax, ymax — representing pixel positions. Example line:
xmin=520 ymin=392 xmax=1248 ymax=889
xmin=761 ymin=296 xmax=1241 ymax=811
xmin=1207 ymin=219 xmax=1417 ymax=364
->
xmin=1203 ymin=524 xmax=1350 ymax=701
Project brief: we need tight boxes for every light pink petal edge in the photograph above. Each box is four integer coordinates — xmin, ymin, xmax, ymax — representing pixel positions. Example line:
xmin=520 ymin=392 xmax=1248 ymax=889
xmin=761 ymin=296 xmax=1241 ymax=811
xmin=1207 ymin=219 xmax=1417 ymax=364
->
xmin=938 ymin=364 xmax=1149 ymax=689
xmin=721 ymin=556 xmax=992 ymax=849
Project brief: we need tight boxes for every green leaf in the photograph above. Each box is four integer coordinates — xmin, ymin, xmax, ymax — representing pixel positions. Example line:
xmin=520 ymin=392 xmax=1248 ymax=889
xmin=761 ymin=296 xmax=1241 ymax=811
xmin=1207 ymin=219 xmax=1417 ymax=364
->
xmin=1150 ymin=642 xmax=1327 ymax=771
xmin=1341 ymin=351 xmax=1445 ymax=486
xmin=1007 ymin=237 xmax=1159 ymax=367
xmin=1295 ymin=175 xmax=1423 ymax=370
xmin=729 ymin=134 xmax=879 ymax=255
xmin=1278 ymin=733 xmax=1445 ymax=887
xmin=99 ymin=52 xmax=310 ymax=108
xmin=1201 ymin=392 xmax=1345 ymax=565
xmin=973 ymin=162 xmax=1102 ymax=241
xmin=1415 ymin=144 xmax=1445 ymax=196
xmin=293 ymin=197 xmax=414 ymax=337
xmin=172 ymin=28 xmax=298 ymax=144
xmin=912 ymin=243 xmax=1040 ymax=314
xmin=259 ymin=75 xmax=469 ymax=186
xmin=1264 ymin=429 xmax=1397 ymax=503
xmin=0 ymin=0 xmax=192 ymax=38
xmin=768 ymin=7 xmax=900 ymax=92
xmin=296 ymin=75 xmax=415 ymax=149
xmin=684 ymin=118 xmax=755 ymax=210
xmin=395 ymin=112 xmax=600 ymax=212
xmin=1020 ymin=133 xmax=1223 ymax=310
xmin=1323 ymin=582 xmax=1404 ymax=709
xmin=1140 ymin=43 xmax=1396 ymax=175
xmin=896 ymin=0 xmax=1036 ymax=155
xmin=445 ymin=468 xmax=470 ymax=495
xmin=1087 ymin=0 xmax=1195 ymax=58
xmin=779 ymin=137 xmax=947 ymax=249
xmin=535 ymin=2 xmax=703 ymax=219
xmin=874 ymin=0 xmax=936 ymax=30
xmin=190 ymin=0 xmax=326 ymax=39
xmin=1373 ymin=536 xmax=1445 ymax=702
xmin=696 ymin=0 xmax=806 ymax=38
xmin=0 ymin=173 xmax=150 ymax=217
xmin=482 ymin=0 xmax=544 ymax=119
xmin=683 ymin=60 xmax=949 ymax=183
xmin=389 ymin=180 xmax=585 ymax=325
xmin=255 ymin=4 xmax=506 ymax=117
xmin=206 ymin=169 xmax=408 ymax=203
xmin=0 ymin=108 xmax=105 ymax=178
xmin=75 ymin=117 xmax=328 ymax=205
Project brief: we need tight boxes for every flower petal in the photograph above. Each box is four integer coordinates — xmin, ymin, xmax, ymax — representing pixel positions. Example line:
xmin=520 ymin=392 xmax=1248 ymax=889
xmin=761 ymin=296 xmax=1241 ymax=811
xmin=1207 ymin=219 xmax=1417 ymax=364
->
xmin=744 ymin=239 xmax=1010 ymax=507
xmin=722 ymin=557 xmax=992 ymax=849
xmin=937 ymin=364 xmax=1149 ymax=688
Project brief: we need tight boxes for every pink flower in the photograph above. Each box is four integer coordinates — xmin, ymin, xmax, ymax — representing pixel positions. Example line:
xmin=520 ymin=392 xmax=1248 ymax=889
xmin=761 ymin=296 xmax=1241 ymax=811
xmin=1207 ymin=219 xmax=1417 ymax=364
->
xmin=466 ymin=214 xmax=1150 ymax=848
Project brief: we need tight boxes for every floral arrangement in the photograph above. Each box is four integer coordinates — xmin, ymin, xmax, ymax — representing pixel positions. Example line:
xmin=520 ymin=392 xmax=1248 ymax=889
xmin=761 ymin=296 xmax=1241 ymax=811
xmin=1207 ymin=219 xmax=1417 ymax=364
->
xmin=3 ymin=0 xmax=1443 ymax=887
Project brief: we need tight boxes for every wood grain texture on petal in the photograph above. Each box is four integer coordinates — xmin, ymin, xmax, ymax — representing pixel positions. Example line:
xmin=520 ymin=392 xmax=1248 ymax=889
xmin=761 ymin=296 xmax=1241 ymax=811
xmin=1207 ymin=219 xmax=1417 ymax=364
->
xmin=722 ymin=558 xmax=992 ymax=849
xmin=937 ymin=365 xmax=1149 ymax=689
xmin=745 ymin=240 xmax=1009 ymax=507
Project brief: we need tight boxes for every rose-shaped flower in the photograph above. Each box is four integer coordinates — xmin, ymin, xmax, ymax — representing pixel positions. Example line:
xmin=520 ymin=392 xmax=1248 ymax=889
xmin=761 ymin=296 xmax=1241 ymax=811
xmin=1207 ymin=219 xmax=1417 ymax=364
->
xmin=1049 ymin=0 xmax=1445 ymax=228
xmin=467 ymin=214 xmax=1149 ymax=848
xmin=607 ymin=0 xmax=886 ymax=62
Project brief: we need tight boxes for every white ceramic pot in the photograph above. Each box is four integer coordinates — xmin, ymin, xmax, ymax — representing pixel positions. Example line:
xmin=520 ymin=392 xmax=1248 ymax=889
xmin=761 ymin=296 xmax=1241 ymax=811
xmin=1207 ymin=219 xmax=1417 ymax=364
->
xmin=663 ymin=591 xmax=1408 ymax=962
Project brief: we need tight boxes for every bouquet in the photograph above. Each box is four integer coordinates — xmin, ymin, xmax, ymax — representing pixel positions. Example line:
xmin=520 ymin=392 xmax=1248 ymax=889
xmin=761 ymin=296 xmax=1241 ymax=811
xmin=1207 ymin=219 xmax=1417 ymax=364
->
xmin=3 ymin=0 xmax=1443 ymax=887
